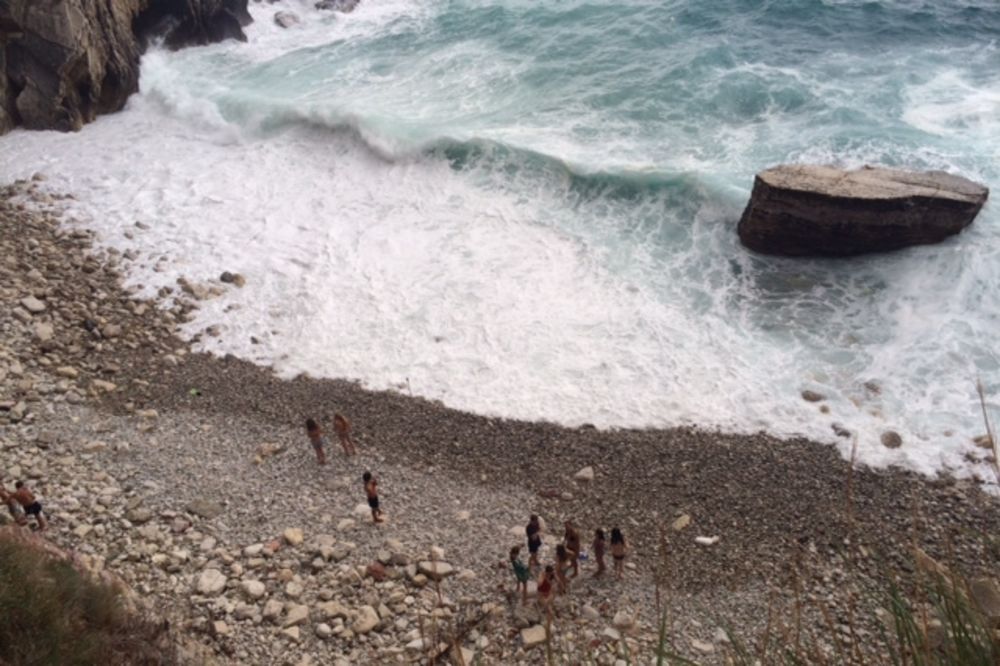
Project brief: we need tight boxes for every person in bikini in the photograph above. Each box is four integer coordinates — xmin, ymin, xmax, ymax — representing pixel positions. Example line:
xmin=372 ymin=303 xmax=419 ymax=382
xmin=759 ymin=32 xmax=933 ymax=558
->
xmin=537 ymin=565 xmax=556 ymax=615
xmin=332 ymin=413 xmax=358 ymax=456
xmin=305 ymin=418 xmax=327 ymax=465
xmin=12 ymin=481 xmax=46 ymax=530
xmin=363 ymin=471 xmax=384 ymax=523
xmin=526 ymin=515 xmax=543 ymax=570
xmin=592 ymin=528 xmax=607 ymax=578
xmin=554 ymin=544 xmax=571 ymax=594
xmin=563 ymin=521 xmax=581 ymax=578
xmin=610 ymin=527 xmax=627 ymax=580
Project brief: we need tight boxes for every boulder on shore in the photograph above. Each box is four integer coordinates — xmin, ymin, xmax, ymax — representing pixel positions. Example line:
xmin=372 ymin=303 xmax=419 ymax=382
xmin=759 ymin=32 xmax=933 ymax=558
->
xmin=738 ymin=165 xmax=989 ymax=257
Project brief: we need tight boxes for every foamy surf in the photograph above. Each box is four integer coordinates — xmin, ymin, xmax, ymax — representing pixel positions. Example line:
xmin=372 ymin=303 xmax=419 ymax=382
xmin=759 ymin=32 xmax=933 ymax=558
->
xmin=0 ymin=0 xmax=997 ymax=481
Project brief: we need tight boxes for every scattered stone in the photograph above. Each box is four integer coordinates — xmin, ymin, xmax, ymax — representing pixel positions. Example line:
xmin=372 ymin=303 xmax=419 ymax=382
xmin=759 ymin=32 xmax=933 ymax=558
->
xmin=521 ymin=624 xmax=548 ymax=648
xmin=691 ymin=638 xmax=715 ymax=655
xmin=672 ymin=514 xmax=691 ymax=531
xmin=284 ymin=527 xmax=305 ymax=546
xmin=352 ymin=605 xmax=380 ymax=634
xmin=20 ymin=296 xmax=46 ymax=313
xmin=573 ymin=465 xmax=595 ymax=482
xmin=695 ymin=536 xmax=720 ymax=546
xmin=418 ymin=560 xmax=455 ymax=581
xmin=801 ymin=390 xmax=825 ymax=403
xmin=273 ymin=11 xmax=299 ymax=28
xmin=283 ymin=604 xmax=310 ymax=627
xmin=242 ymin=580 xmax=266 ymax=600
xmin=196 ymin=569 xmax=228 ymax=595
xmin=186 ymin=499 xmax=224 ymax=519
xmin=881 ymin=430 xmax=903 ymax=449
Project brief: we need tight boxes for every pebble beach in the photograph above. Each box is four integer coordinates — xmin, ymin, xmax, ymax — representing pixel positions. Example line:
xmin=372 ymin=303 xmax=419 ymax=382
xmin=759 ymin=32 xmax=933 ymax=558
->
xmin=2 ymin=177 xmax=999 ymax=664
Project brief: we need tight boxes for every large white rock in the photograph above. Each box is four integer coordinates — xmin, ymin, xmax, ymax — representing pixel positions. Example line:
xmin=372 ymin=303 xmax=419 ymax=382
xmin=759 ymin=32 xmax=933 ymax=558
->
xmin=521 ymin=624 xmax=548 ymax=648
xmin=574 ymin=466 xmax=595 ymax=482
xmin=352 ymin=605 xmax=380 ymax=634
xmin=196 ymin=569 xmax=227 ymax=595
xmin=241 ymin=580 xmax=266 ymax=600
xmin=417 ymin=560 xmax=455 ymax=581
xmin=283 ymin=604 xmax=310 ymax=627
xmin=283 ymin=527 xmax=304 ymax=546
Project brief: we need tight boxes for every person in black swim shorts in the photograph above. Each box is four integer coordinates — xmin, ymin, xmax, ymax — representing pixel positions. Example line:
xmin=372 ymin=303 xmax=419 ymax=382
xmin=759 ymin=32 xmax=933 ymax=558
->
xmin=526 ymin=514 xmax=543 ymax=569
xmin=363 ymin=471 xmax=384 ymax=523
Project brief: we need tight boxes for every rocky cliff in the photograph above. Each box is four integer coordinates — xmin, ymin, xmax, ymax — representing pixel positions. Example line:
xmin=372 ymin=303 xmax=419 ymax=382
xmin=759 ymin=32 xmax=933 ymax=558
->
xmin=0 ymin=0 xmax=251 ymax=134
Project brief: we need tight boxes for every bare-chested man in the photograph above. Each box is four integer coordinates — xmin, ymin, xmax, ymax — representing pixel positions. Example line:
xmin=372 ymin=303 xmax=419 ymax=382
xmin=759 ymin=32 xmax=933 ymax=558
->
xmin=363 ymin=471 xmax=384 ymax=523
xmin=12 ymin=480 xmax=46 ymax=530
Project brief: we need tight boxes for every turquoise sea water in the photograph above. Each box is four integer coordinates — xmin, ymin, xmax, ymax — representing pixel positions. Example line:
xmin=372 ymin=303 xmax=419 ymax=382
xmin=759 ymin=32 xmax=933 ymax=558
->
xmin=2 ymin=0 xmax=998 ymax=475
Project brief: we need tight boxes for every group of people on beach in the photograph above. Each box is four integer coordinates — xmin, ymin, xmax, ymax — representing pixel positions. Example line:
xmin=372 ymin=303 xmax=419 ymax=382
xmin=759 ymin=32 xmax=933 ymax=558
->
xmin=510 ymin=516 xmax=627 ymax=609
xmin=1 ymin=479 xmax=47 ymax=530
xmin=305 ymin=416 xmax=384 ymax=524
xmin=304 ymin=415 xmax=630 ymax=611
xmin=305 ymin=414 xmax=358 ymax=465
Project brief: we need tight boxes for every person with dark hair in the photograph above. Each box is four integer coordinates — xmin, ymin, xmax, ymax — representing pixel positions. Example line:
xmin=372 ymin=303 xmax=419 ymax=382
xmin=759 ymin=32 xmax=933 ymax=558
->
xmin=563 ymin=521 xmax=581 ymax=578
xmin=525 ymin=515 xmax=543 ymax=570
xmin=332 ymin=413 xmax=357 ymax=456
xmin=12 ymin=481 xmax=46 ymax=530
xmin=554 ymin=544 xmax=570 ymax=594
xmin=610 ymin=527 xmax=627 ymax=579
xmin=362 ymin=471 xmax=384 ymax=523
xmin=305 ymin=418 xmax=327 ymax=465
xmin=0 ymin=482 xmax=27 ymax=526
xmin=592 ymin=528 xmax=607 ymax=578
xmin=537 ymin=565 xmax=555 ymax=614
xmin=509 ymin=546 xmax=530 ymax=605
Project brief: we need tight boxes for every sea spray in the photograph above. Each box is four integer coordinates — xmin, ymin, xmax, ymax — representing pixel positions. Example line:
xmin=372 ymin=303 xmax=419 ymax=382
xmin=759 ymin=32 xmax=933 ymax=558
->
xmin=0 ymin=0 xmax=997 ymax=478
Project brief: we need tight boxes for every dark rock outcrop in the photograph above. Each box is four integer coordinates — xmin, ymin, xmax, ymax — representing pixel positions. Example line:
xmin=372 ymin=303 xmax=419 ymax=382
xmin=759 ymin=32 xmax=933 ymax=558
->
xmin=0 ymin=0 xmax=251 ymax=134
xmin=134 ymin=0 xmax=252 ymax=51
xmin=0 ymin=0 xmax=144 ymax=131
xmin=315 ymin=0 xmax=360 ymax=12
xmin=738 ymin=165 xmax=990 ymax=257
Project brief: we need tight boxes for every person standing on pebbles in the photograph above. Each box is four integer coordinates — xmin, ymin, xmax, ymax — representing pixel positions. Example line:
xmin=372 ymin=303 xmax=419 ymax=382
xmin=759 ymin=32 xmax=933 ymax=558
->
xmin=509 ymin=546 xmax=531 ymax=605
xmin=592 ymin=528 xmax=607 ymax=578
xmin=363 ymin=471 xmax=385 ymax=523
xmin=305 ymin=418 xmax=328 ymax=466
xmin=526 ymin=515 xmax=543 ymax=570
xmin=332 ymin=413 xmax=358 ymax=456
xmin=563 ymin=521 xmax=581 ymax=578
xmin=610 ymin=527 xmax=627 ymax=580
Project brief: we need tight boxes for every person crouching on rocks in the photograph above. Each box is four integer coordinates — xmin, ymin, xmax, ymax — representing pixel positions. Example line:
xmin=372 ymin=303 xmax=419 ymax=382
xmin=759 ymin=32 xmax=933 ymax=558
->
xmin=363 ymin=471 xmax=384 ymax=523
xmin=332 ymin=413 xmax=358 ymax=456
xmin=0 ymin=483 xmax=27 ymax=526
xmin=13 ymin=481 xmax=46 ymax=530
xmin=305 ymin=418 xmax=327 ymax=466
xmin=509 ymin=546 xmax=531 ymax=605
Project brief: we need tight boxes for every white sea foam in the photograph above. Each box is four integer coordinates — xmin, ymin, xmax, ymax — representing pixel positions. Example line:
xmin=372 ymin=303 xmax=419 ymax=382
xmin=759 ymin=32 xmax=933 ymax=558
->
xmin=0 ymin=0 xmax=997 ymax=483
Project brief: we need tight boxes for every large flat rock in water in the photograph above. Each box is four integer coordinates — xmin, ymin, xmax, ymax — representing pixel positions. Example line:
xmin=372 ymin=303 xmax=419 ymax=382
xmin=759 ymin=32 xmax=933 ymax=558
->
xmin=738 ymin=165 xmax=989 ymax=256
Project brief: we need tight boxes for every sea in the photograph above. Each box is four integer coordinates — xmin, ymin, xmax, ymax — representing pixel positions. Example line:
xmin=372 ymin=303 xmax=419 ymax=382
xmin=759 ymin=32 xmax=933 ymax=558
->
xmin=1 ymin=0 xmax=997 ymax=478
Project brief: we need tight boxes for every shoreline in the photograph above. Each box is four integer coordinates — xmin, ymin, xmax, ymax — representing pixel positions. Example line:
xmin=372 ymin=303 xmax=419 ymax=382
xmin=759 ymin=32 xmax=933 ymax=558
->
xmin=2 ymin=177 xmax=999 ymax=664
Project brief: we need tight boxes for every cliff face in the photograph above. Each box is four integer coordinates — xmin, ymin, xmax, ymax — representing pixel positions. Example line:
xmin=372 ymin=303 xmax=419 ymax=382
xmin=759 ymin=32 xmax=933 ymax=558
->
xmin=0 ymin=0 xmax=251 ymax=134
xmin=0 ymin=0 xmax=143 ymax=132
